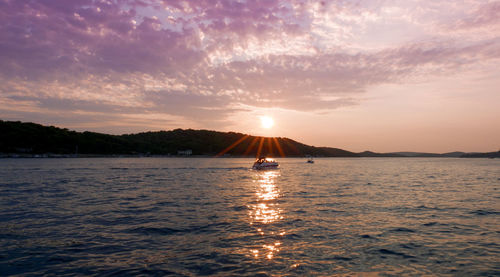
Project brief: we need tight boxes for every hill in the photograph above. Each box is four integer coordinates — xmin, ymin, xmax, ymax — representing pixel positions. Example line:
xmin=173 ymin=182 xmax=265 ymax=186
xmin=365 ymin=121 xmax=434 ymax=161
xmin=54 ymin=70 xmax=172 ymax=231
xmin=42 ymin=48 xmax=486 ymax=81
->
xmin=359 ymin=151 xmax=404 ymax=157
xmin=0 ymin=120 xmax=356 ymax=157
xmin=2 ymin=120 xmax=496 ymax=158
xmin=461 ymin=151 xmax=500 ymax=158
xmin=389 ymin=151 xmax=467 ymax=158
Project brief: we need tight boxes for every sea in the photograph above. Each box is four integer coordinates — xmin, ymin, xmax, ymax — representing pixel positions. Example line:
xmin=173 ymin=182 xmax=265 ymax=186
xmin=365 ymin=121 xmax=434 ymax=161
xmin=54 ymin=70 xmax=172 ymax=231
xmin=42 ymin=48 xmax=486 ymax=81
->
xmin=0 ymin=157 xmax=499 ymax=276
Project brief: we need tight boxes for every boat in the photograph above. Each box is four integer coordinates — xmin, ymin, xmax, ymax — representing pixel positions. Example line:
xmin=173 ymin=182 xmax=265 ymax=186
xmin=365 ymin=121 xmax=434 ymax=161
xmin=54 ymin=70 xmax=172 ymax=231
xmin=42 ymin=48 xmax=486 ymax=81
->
xmin=252 ymin=156 xmax=279 ymax=170
xmin=307 ymin=157 xmax=314 ymax=163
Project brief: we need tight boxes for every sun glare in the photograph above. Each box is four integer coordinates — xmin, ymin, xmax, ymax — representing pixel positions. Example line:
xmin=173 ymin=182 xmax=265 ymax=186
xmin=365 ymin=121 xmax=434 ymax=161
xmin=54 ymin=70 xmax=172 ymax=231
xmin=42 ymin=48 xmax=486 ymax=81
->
xmin=260 ymin=116 xmax=274 ymax=129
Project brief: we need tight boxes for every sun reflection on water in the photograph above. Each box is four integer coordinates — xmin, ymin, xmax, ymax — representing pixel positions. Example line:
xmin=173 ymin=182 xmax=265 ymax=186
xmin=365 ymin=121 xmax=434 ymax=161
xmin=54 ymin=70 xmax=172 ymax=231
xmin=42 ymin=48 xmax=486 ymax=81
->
xmin=248 ymin=170 xmax=284 ymax=260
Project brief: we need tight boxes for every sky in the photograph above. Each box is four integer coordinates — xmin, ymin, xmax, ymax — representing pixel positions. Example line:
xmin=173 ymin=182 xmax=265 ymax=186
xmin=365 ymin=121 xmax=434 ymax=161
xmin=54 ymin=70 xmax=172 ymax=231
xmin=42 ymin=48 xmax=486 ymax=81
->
xmin=0 ymin=0 xmax=499 ymax=153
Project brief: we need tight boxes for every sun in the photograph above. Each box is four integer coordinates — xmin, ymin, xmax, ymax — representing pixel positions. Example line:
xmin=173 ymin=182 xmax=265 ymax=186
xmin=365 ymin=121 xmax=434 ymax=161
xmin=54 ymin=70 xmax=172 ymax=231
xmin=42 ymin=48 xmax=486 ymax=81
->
xmin=260 ymin=116 xmax=274 ymax=129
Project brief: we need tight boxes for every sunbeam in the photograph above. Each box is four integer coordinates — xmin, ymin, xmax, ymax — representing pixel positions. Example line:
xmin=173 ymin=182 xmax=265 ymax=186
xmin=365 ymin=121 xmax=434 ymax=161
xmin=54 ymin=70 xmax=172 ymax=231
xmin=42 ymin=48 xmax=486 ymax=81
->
xmin=267 ymin=137 xmax=273 ymax=157
xmin=215 ymin=135 xmax=249 ymax=157
xmin=243 ymin=136 xmax=260 ymax=156
xmin=272 ymin=137 xmax=285 ymax=157
xmin=256 ymin=137 xmax=265 ymax=158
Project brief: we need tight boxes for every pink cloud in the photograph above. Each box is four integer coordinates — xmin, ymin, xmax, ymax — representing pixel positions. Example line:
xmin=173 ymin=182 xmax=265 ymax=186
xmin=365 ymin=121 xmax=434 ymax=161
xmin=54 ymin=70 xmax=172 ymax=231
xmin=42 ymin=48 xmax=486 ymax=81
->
xmin=1 ymin=0 xmax=499 ymax=131
xmin=455 ymin=1 xmax=500 ymax=29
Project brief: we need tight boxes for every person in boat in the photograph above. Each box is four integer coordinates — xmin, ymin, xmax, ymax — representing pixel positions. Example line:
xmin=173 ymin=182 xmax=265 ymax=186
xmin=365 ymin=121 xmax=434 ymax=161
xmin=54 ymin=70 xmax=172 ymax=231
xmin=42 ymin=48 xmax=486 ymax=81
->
xmin=253 ymin=156 xmax=279 ymax=169
xmin=255 ymin=157 xmax=275 ymax=165
xmin=256 ymin=156 xmax=266 ymax=164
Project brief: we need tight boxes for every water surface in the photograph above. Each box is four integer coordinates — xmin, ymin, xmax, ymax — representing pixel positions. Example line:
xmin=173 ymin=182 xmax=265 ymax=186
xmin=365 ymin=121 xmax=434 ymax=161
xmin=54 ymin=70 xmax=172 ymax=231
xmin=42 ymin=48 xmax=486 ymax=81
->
xmin=0 ymin=158 xmax=499 ymax=276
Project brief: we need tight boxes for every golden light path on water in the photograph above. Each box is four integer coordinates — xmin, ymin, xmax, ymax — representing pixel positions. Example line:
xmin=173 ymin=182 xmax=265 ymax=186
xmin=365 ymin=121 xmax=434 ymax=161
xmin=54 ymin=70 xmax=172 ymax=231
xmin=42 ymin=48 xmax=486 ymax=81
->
xmin=248 ymin=170 xmax=284 ymax=260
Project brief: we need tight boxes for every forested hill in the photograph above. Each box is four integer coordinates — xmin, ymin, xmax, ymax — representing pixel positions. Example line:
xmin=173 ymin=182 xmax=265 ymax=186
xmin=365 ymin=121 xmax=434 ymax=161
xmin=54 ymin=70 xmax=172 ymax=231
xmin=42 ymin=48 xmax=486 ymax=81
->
xmin=0 ymin=120 xmax=356 ymax=157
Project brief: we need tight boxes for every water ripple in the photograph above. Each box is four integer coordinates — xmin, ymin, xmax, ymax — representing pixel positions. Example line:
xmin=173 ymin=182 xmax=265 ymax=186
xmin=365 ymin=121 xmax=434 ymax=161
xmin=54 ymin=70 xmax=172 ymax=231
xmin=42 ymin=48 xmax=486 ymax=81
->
xmin=0 ymin=157 xmax=499 ymax=276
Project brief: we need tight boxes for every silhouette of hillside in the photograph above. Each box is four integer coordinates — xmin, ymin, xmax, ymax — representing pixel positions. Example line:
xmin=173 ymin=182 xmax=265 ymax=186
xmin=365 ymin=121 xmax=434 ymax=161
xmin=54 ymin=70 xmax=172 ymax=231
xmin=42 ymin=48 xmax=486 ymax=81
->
xmin=461 ymin=151 xmax=500 ymax=158
xmin=2 ymin=120 xmax=495 ymax=158
xmin=0 ymin=120 xmax=356 ymax=157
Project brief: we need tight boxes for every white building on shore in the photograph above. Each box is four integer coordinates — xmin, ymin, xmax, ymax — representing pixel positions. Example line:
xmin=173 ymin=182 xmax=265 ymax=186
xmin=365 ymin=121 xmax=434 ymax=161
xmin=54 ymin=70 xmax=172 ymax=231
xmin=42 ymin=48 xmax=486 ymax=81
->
xmin=177 ymin=149 xmax=192 ymax=156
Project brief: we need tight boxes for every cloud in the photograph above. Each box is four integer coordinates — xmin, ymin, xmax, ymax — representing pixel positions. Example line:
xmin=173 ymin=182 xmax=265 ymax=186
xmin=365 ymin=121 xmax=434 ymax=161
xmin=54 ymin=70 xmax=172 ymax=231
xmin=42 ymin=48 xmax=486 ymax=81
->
xmin=1 ymin=0 xmax=499 ymax=132
xmin=0 ymin=0 xmax=207 ymax=80
xmin=454 ymin=1 xmax=500 ymax=30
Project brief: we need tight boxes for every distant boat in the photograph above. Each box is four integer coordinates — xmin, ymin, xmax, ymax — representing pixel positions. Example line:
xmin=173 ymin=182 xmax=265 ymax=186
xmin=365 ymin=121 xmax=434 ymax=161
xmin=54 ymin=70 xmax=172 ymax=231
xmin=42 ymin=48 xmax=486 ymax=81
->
xmin=307 ymin=157 xmax=314 ymax=163
xmin=253 ymin=157 xmax=279 ymax=170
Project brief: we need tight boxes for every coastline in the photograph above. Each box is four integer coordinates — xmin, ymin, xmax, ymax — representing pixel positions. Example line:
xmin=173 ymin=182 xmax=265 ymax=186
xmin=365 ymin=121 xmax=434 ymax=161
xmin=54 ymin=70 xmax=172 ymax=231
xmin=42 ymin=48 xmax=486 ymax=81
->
xmin=1 ymin=153 xmax=497 ymax=159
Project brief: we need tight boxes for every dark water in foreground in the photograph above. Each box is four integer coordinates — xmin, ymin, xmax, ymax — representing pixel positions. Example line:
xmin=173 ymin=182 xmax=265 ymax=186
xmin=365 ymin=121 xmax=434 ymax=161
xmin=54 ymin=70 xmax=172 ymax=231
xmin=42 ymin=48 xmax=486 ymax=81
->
xmin=0 ymin=158 xmax=499 ymax=276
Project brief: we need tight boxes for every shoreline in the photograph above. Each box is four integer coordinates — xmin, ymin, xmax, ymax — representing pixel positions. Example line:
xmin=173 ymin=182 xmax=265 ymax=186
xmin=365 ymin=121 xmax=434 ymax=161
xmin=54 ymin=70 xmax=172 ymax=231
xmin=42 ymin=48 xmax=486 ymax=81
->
xmin=0 ymin=153 xmax=496 ymax=159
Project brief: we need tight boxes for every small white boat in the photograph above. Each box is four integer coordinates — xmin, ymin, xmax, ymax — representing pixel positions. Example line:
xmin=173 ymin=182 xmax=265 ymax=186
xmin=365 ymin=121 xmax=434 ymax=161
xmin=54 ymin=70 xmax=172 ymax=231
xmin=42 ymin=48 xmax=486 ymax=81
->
xmin=307 ymin=157 xmax=314 ymax=163
xmin=252 ymin=157 xmax=279 ymax=170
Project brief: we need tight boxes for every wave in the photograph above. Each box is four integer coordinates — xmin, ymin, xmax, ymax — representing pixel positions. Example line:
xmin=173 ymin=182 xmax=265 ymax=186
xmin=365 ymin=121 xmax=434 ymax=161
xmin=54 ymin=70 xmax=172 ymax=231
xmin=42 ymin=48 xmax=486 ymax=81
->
xmin=377 ymin=248 xmax=415 ymax=259
xmin=128 ymin=222 xmax=233 ymax=236
xmin=389 ymin=227 xmax=415 ymax=233
xmin=470 ymin=209 xmax=500 ymax=216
